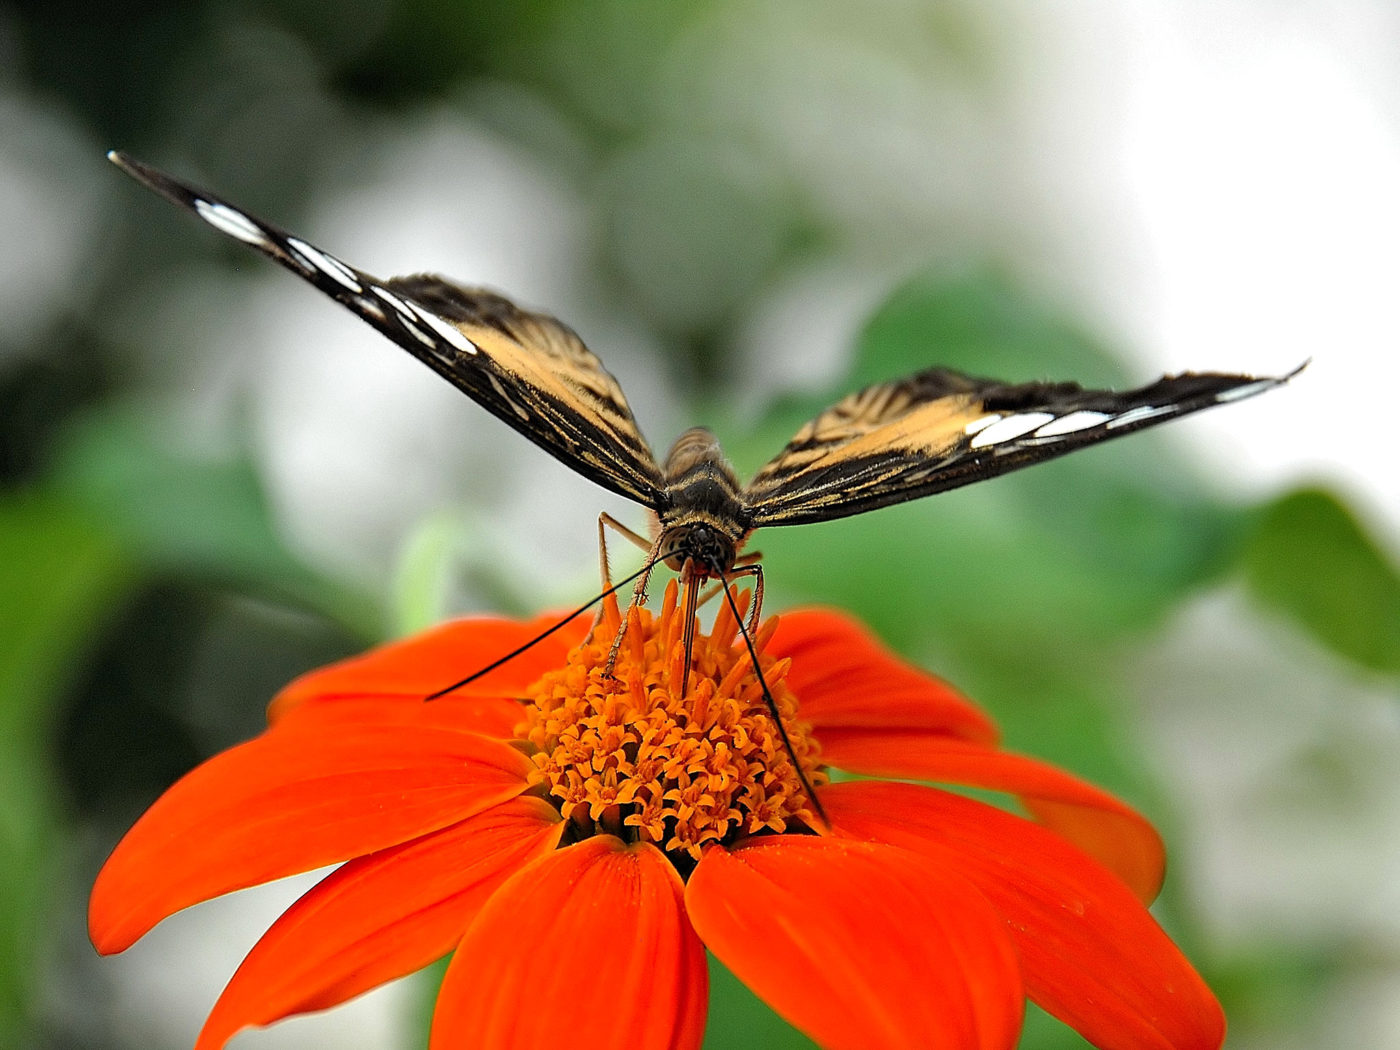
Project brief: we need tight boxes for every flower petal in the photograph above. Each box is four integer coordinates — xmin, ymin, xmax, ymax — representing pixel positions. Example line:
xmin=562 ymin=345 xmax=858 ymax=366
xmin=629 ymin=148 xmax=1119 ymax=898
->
xmin=272 ymin=692 xmax=524 ymax=740
xmin=430 ymin=837 xmax=707 ymax=1050
xmin=686 ymin=835 xmax=1022 ymax=1050
xmin=816 ymin=729 xmax=1165 ymax=900
xmin=193 ymin=797 xmax=564 ymax=1050
xmin=772 ymin=609 xmax=998 ymax=743
xmin=269 ymin=612 xmax=591 ymax=724
xmin=826 ymin=781 xmax=1225 ymax=1050
xmin=90 ymin=726 xmax=533 ymax=954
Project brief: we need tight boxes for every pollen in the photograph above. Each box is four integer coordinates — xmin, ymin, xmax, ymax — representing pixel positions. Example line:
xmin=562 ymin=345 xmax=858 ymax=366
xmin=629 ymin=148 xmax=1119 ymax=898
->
xmin=517 ymin=581 xmax=826 ymax=861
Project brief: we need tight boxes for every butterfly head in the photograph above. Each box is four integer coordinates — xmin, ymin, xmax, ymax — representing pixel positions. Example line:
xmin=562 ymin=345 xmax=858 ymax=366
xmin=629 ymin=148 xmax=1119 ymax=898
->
xmin=658 ymin=521 xmax=737 ymax=577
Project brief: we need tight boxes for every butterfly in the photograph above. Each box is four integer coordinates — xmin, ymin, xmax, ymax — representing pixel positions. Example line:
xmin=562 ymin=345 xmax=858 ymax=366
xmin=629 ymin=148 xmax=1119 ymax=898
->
xmin=107 ymin=151 xmax=1301 ymax=613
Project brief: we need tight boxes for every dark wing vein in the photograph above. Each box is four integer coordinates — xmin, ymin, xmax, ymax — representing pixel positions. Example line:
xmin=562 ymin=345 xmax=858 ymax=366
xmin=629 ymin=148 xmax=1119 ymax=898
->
xmin=744 ymin=364 xmax=1303 ymax=526
xmin=108 ymin=152 xmax=665 ymax=509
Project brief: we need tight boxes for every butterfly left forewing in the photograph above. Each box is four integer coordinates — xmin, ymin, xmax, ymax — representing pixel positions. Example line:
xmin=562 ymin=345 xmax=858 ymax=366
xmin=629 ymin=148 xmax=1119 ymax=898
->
xmin=380 ymin=277 xmax=665 ymax=499
xmin=108 ymin=152 xmax=666 ymax=508
xmin=744 ymin=364 xmax=1302 ymax=526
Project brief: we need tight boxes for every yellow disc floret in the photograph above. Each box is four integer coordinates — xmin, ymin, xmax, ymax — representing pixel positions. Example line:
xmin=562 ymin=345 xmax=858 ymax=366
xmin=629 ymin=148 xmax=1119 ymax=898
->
xmin=518 ymin=581 xmax=825 ymax=861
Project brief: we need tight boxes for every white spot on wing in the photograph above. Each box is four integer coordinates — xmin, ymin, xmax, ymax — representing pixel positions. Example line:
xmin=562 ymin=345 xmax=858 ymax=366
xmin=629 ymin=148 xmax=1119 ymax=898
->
xmin=285 ymin=236 xmax=362 ymax=293
xmin=401 ymin=319 xmax=437 ymax=348
xmin=1034 ymin=410 xmax=1111 ymax=437
xmin=1105 ymin=404 xmax=1175 ymax=429
xmin=1214 ymin=379 xmax=1275 ymax=403
xmin=962 ymin=414 xmax=1001 ymax=436
xmin=407 ymin=302 xmax=478 ymax=356
xmin=194 ymin=200 xmax=268 ymax=246
xmin=969 ymin=412 xmax=1056 ymax=449
xmin=353 ymin=295 xmax=386 ymax=322
xmin=371 ymin=285 xmax=417 ymax=321
xmin=488 ymin=373 xmax=531 ymax=420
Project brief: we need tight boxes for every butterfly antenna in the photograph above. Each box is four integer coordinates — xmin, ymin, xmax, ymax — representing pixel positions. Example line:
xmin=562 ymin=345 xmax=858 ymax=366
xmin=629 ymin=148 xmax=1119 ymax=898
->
xmin=425 ymin=558 xmax=657 ymax=701
xmin=719 ymin=581 xmax=828 ymax=827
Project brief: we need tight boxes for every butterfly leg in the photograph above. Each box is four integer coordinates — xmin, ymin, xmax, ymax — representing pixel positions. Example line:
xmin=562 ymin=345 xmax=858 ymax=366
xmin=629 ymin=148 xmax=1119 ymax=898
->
xmin=722 ymin=562 xmax=767 ymax=638
xmin=697 ymin=551 xmax=762 ymax=617
xmin=596 ymin=512 xmax=652 ymax=595
xmin=598 ymin=517 xmax=665 ymax=679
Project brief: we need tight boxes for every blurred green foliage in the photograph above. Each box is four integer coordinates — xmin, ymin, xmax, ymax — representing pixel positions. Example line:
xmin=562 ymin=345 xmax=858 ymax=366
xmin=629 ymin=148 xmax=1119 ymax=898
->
xmin=47 ymin=407 xmax=381 ymax=640
xmin=705 ymin=955 xmax=817 ymax=1050
xmin=1240 ymin=487 xmax=1400 ymax=675
xmin=2 ymin=0 xmax=1396 ymax=1047
xmin=0 ymin=498 xmax=129 ymax=1048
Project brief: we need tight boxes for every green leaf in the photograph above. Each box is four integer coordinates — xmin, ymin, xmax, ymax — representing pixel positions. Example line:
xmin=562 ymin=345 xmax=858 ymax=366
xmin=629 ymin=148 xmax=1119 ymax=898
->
xmin=851 ymin=265 xmax=1128 ymax=388
xmin=703 ymin=953 xmax=817 ymax=1049
xmin=0 ymin=496 xmax=131 ymax=1045
xmin=1017 ymin=1000 xmax=1095 ymax=1048
xmin=48 ymin=405 xmax=382 ymax=642
xmin=392 ymin=510 xmax=464 ymax=635
xmin=758 ymin=472 xmax=1238 ymax=662
xmin=1240 ymin=488 xmax=1400 ymax=675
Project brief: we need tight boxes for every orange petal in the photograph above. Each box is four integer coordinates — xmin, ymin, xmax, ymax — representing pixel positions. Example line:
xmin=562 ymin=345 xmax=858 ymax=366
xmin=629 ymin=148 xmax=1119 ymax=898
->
xmin=771 ymin=609 xmax=998 ymax=744
xmin=826 ymin=781 xmax=1225 ymax=1050
xmin=269 ymin=612 xmax=590 ymax=724
xmin=686 ymin=835 xmax=1022 ymax=1050
xmin=816 ymin=729 xmax=1165 ymax=900
xmin=194 ymin=797 xmax=564 ymax=1050
xmin=90 ymin=725 xmax=533 ymax=954
xmin=272 ymin=693 xmax=524 ymax=740
xmin=430 ymin=837 xmax=707 ymax=1050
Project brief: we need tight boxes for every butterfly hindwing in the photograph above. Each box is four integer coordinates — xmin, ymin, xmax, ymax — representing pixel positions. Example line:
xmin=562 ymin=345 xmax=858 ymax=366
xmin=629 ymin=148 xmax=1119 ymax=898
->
xmin=743 ymin=366 xmax=1298 ymax=526
xmin=107 ymin=152 xmax=666 ymax=508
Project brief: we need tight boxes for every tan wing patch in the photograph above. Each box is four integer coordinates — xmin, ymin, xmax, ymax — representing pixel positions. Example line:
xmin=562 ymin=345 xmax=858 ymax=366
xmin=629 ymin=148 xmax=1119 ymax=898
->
xmin=746 ymin=376 xmax=983 ymax=491
xmin=809 ymin=393 xmax=983 ymax=461
xmin=456 ymin=322 xmax=617 ymax=411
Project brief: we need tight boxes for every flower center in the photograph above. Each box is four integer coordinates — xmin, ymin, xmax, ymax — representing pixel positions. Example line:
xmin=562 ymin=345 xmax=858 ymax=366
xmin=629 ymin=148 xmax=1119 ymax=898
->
xmin=517 ymin=581 xmax=825 ymax=862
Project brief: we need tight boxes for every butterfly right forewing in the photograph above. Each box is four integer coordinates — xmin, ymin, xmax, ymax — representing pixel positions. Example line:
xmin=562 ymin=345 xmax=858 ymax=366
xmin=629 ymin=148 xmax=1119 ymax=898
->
xmin=108 ymin=152 xmax=667 ymax=509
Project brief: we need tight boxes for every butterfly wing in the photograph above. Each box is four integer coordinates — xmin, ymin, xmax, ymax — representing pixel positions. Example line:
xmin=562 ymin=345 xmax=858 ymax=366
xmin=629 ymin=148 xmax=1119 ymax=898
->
xmin=108 ymin=152 xmax=666 ymax=508
xmin=744 ymin=364 xmax=1301 ymax=526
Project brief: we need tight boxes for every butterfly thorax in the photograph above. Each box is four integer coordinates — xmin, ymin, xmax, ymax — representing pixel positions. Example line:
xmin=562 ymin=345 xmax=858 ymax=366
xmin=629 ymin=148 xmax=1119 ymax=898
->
xmin=655 ymin=427 xmax=751 ymax=576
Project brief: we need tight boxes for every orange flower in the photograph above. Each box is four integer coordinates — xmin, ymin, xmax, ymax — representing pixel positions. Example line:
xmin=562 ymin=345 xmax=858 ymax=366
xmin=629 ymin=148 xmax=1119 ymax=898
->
xmin=90 ymin=583 xmax=1224 ymax=1050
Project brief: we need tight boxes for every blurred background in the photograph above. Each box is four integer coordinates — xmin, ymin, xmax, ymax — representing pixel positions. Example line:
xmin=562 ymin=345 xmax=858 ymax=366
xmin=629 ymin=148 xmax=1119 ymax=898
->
xmin=3 ymin=0 xmax=1398 ymax=1047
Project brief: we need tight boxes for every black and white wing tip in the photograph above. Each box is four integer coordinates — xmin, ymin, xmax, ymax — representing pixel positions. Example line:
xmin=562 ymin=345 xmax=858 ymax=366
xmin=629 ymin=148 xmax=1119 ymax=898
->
xmin=962 ymin=360 xmax=1308 ymax=454
xmin=108 ymin=151 xmax=281 ymax=252
xmin=105 ymin=150 xmax=482 ymax=362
